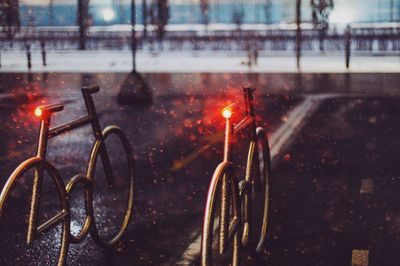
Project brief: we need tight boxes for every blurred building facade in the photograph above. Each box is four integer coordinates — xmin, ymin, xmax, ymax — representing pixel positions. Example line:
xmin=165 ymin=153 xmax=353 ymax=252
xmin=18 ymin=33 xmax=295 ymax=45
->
xmin=14 ymin=0 xmax=400 ymax=27
xmin=2 ymin=0 xmax=398 ymax=54
xmin=0 ymin=0 xmax=20 ymax=27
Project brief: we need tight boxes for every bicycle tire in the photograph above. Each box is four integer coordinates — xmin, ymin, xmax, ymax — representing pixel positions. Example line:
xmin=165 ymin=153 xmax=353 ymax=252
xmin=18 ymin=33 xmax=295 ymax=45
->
xmin=87 ymin=125 xmax=135 ymax=248
xmin=254 ymin=127 xmax=272 ymax=253
xmin=201 ymin=162 xmax=241 ymax=266
xmin=0 ymin=157 xmax=70 ymax=266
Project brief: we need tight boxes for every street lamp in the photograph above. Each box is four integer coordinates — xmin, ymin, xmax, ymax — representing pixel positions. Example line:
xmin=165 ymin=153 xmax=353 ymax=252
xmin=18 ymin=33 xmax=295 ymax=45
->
xmin=102 ymin=8 xmax=115 ymax=22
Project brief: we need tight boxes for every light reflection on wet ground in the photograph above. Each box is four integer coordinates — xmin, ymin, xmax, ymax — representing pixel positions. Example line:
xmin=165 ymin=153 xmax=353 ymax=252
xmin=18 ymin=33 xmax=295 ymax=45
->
xmin=1 ymin=72 xmax=400 ymax=265
xmin=0 ymin=72 xmax=300 ymax=265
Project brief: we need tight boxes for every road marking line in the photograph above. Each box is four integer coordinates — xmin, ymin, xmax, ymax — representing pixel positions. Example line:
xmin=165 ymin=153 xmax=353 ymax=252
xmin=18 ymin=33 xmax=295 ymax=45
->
xmin=173 ymin=94 xmax=327 ymax=265
xmin=360 ymin=178 xmax=374 ymax=194
xmin=170 ymin=133 xmax=222 ymax=172
xmin=268 ymin=95 xmax=325 ymax=162
xmin=351 ymin=249 xmax=369 ymax=266
xmin=175 ymin=217 xmax=220 ymax=265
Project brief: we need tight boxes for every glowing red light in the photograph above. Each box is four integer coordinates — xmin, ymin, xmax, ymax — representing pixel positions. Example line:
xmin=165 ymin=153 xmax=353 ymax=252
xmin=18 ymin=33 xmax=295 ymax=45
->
xmin=222 ymin=109 xmax=232 ymax=119
xmin=34 ymin=107 xmax=42 ymax=117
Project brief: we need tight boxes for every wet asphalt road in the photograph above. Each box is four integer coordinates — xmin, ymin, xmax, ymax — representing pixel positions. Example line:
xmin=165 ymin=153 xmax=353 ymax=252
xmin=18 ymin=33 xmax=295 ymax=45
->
xmin=265 ymin=97 xmax=400 ymax=266
xmin=0 ymin=72 xmax=299 ymax=265
xmin=0 ymin=72 xmax=400 ymax=265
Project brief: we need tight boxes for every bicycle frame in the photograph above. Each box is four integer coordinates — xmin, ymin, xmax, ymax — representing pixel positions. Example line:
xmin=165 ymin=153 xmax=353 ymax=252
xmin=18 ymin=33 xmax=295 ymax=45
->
xmin=219 ymin=87 xmax=259 ymax=253
xmin=27 ymin=85 xmax=115 ymax=244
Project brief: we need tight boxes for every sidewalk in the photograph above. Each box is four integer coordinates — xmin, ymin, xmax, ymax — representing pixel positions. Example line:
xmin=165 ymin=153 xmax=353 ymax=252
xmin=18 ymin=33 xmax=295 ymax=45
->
xmin=1 ymin=51 xmax=399 ymax=73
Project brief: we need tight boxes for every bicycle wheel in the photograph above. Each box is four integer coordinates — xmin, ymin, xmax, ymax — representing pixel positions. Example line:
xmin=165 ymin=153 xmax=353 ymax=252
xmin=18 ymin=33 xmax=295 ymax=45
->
xmin=0 ymin=157 xmax=70 ymax=266
xmin=87 ymin=125 xmax=135 ymax=248
xmin=201 ymin=162 xmax=241 ymax=266
xmin=253 ymin=127 xmax=272 ymax=253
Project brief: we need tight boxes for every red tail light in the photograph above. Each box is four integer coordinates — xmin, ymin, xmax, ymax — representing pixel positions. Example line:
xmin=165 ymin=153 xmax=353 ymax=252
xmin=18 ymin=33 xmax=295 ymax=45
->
xmin=34 ymin=107 xmax=43 ymax=117
xmin=222 ymin=108 xmax=232 ymax=119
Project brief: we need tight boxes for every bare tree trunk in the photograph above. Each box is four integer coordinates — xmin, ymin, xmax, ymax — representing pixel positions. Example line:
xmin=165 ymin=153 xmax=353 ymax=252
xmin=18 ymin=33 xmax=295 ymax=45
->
xmin=132 ymin=0 xmax=137 ymax=72
xmin=296 ymin=0 xmax=301 ymax=69
xmin=78 ymin=0 xmax=89 ymax=50
xmin=156 ymin=0 xmax=169 ymax=46
xmin=49 ymin=0 xmax=54 ymax=26
xmin=200 ymin=0 xmax=209 ymax=26
xmin=142 ymin=0 xmax=147 ymax=38
xmin=319 ymin=28 xmax=325 ymax=51
xmin=265 ymin=0 xmax=272 ymax=24
xmin=2 ymin=0 xmax=20 ymax=41
xmin=390 ymin=0 xmax=394 ymax=22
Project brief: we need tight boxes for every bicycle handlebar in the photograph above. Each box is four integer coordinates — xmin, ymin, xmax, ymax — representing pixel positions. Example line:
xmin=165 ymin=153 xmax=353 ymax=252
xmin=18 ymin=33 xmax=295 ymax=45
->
xmin=82 ymin=85 xmax=100 ymax=94
xmin=243 ymin=86 xmax=256 ymax=93
xmin=35 ymin=103 xmax=64 ymax=117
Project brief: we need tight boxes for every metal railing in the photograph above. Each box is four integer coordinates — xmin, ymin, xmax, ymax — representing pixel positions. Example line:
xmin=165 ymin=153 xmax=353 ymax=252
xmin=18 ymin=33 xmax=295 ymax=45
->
xmin=1 ymin=24 xmax=399 ymax=53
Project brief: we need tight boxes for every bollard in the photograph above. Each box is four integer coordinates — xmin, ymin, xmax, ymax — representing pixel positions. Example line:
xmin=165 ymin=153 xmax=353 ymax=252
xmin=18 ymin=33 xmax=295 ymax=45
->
xmin=345 ymin=24 xmax=351 ymax=69
xmin=253 ymin=47 xmax=258 ymax=66
xmin=26 ymin=43 xmax=32 ymax=70
xmin=41 ymin=41 xmax=47 ymax=66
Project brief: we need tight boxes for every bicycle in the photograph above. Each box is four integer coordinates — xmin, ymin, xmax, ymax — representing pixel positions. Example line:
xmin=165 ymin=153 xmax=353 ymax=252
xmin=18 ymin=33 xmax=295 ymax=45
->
xmin=201 ymin=87 xmax=272 ymax=265
xmin=0 ymin=85 xmax=135 ymax=265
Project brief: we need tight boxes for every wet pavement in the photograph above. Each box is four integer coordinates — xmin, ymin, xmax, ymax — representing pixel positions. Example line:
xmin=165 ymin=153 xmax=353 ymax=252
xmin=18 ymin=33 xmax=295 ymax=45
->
xmin=0 ymin=72 xmax=299 ymax=265
xmin=0 ymin=72 xmax=400 ymax=265
xmin=266 ymin=97 xmax=400 ymax=266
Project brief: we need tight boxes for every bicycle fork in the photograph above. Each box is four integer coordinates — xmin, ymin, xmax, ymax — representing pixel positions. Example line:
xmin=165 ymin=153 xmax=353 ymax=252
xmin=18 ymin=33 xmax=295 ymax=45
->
xmin=241 ymin=86 xmax=258 ymax=247
xmin=219 ymin=172 xmax=230 ymax=254
xmin=219 ymin=112 xmax=234 ymax=255
xmin=218 ymin=111 xmax=242 ymax=258
xmin=241 ymin=140 xmax=256 ymax=247
xmin=27 ymin=114 xmax=50 ymax=244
